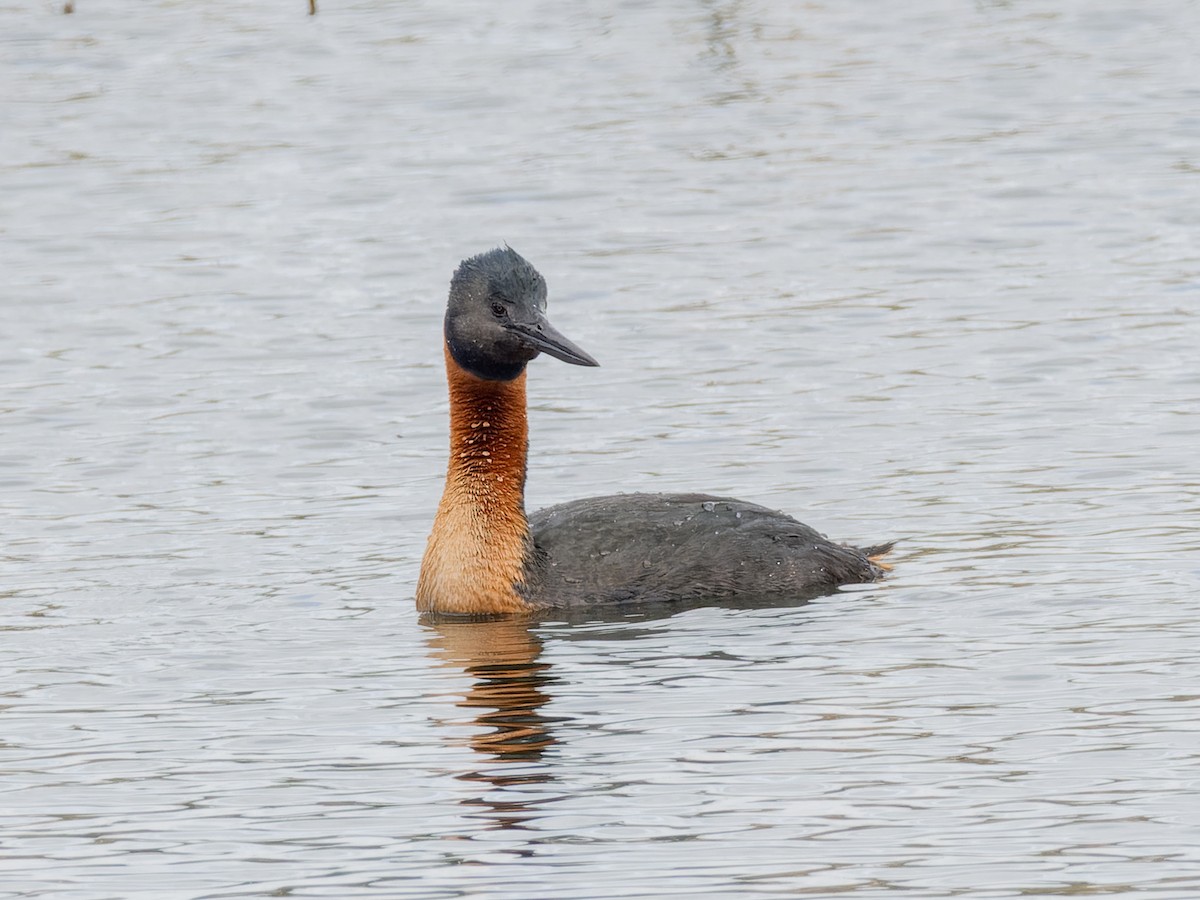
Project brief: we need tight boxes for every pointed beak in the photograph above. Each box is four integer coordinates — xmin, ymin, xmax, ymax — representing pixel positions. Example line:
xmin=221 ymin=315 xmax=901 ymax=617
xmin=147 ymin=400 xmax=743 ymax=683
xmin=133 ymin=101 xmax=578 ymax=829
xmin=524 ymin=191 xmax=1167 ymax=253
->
xmin=511 ymin=314 xmax=600 ymax=368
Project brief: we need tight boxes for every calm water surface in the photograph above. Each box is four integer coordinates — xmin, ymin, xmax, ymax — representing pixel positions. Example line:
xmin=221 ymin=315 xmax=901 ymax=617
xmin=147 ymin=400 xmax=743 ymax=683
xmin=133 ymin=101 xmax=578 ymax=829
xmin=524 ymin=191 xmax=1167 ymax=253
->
xmin=3 ymin=1 xmax=1199 ymax=897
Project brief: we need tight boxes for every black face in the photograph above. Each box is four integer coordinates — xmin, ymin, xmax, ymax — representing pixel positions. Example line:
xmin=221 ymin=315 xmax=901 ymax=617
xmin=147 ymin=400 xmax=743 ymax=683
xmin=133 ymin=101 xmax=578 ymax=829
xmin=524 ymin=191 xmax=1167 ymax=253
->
xmin=444 ymin=247 xmax=600 ymax=381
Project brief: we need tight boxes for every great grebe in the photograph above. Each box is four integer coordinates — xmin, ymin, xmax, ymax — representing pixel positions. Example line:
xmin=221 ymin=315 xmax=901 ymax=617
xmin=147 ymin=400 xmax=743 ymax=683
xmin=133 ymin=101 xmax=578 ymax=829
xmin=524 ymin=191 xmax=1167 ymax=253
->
xmin=416 ymin=248 xmax=891 ymax=616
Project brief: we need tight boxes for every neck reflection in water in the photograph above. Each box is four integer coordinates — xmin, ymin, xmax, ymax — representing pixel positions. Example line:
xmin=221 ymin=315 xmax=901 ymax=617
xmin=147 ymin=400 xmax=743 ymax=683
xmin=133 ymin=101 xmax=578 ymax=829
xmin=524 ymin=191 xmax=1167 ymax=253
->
xmin=423 ymin=616 xmax=562 ymax=832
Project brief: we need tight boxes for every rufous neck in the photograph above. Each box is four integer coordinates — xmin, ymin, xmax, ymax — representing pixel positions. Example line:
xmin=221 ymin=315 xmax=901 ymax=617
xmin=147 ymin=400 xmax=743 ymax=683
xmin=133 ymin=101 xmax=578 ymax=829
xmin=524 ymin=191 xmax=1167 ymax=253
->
xmin=415 ymin=347 xmax=533 ymax=616
xmin=444 ymin=347 xmax=530 ymax=498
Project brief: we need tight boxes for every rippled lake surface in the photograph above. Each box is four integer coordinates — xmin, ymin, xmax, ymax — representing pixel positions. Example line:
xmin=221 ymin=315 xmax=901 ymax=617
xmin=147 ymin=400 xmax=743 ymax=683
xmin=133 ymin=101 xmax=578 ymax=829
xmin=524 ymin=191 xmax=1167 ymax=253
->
xmin=4 ymin=1 xmax=1199 ymax=897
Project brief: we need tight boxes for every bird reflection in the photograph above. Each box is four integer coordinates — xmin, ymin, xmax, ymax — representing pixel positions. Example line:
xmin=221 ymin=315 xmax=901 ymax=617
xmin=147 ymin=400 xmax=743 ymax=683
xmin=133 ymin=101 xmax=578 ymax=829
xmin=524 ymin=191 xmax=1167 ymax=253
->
xmin=423 ymin=615 xmax=563 ymax=831
xmin=422 ymin=596 xmax=832 ymax=834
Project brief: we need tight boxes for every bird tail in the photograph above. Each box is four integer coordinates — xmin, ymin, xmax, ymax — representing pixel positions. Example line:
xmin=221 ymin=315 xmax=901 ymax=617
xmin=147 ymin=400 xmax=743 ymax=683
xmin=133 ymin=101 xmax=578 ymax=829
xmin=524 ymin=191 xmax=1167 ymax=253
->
xmin=861 ymin=541 xmax=896 ymax=572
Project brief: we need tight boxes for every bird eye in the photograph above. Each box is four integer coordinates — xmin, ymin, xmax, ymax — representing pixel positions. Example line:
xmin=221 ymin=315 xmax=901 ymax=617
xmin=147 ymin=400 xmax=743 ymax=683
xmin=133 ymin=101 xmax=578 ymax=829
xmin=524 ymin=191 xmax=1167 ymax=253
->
xmin=491 ymin=302 xmax=507 ymax=318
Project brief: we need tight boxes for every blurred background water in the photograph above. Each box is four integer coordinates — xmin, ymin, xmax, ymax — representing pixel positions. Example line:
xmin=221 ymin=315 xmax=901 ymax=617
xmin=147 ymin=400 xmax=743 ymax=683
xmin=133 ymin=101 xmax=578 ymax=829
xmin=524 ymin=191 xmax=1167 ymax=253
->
xmin=2 ymin=1 xmax=1199 ymax=897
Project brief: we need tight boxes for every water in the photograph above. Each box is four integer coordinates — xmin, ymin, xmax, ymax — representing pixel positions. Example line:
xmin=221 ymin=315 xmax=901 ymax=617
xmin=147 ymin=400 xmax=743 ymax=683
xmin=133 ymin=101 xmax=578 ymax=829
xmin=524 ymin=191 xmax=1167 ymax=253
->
xmin=3 ymin=1 xmax=1199 ymax=897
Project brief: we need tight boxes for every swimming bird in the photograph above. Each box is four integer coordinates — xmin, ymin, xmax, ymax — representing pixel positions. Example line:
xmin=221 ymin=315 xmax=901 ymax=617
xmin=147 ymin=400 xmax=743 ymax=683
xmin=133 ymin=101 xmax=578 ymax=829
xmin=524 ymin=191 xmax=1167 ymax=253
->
xmin=416 ymin=247 xmax=891 ymax=616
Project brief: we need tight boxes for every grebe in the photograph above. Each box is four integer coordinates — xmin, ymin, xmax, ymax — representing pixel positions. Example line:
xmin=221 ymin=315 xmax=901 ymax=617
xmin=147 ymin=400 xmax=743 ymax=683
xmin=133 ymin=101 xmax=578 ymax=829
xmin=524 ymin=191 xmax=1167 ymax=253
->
xmin=416 ymin=248 xmax=892 ymax=616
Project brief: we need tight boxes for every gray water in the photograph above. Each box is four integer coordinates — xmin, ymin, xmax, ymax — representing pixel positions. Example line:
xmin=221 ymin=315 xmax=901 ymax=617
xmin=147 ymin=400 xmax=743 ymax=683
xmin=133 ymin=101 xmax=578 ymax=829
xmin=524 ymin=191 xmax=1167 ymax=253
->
xmin=3 ymin=1 xmax=1199 ymax=897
